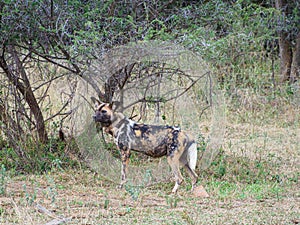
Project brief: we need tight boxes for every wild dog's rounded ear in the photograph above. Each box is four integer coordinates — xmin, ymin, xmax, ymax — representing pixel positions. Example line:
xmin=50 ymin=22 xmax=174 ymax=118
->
xmin=91 ymin=97 xmax=103 ymax=108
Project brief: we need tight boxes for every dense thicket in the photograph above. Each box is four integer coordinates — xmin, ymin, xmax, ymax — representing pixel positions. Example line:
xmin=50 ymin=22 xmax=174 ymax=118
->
xmin=0 ymin=0 xmax=299 ymax=172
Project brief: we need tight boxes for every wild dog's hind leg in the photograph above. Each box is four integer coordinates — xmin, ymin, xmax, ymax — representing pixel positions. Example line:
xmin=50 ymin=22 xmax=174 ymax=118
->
xmin=180 ymin=142 xmax=198 ymax=191
xmin=167 ymin=153 xmax=184 ymax=193
xmin=185 ymin=143 xmax=198 ymax=190
xmin=119 ymin=147 xmax=131 ymax=188
xmin=184 ymin=164 xmax=198 ymax=191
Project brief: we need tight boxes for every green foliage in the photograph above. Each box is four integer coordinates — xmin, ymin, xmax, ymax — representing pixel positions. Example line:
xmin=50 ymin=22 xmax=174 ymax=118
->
xmin=1 ymin=1 xmax=100 ymax=50
xmin=125 ymin=183 xmax=141 ymax=201
xmin=165 ymin=195 xmax=180 ymax=208
xmin=206 ymin=149 xmax=280 ymax=184
xmin=174 ymin=1 xmax=280 ymax=89
xmin=0 ymin=0 xmax=296 ymax=76
xmin=197 ymin=133 xmax=207 ymax=153
xmin=45 ymin=174 xmax=58 ymax=205
xmin=22 ymin=183 xmax=37 ymax=205
xmin=103 ymin=199 xmax=110 ymax=209
xmin=1 ymin=0 xmax=283 ymax=68
xmin=0 ymin=165 xmax=7 ymax=195
xmin=0 ymin=137 xmax=80 ymax=174
xmin=0 ymin=146 xmax=18 ymax=170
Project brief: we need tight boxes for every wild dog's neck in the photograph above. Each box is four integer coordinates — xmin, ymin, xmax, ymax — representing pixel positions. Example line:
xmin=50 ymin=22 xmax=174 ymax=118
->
xmin=111 ymin=112 xmax=126 ymax=128
xmin=103 ymin=112 xmax=134 ymax=137
xmin=108 ymin=112 xmax=135 ymax=137
xmin=112 ymin=112 xmax=135 ymax=133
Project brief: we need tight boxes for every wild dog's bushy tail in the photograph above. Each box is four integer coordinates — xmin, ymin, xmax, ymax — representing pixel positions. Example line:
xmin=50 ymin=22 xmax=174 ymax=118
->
xmin=187 ymin=142 xmax=197 ymax=170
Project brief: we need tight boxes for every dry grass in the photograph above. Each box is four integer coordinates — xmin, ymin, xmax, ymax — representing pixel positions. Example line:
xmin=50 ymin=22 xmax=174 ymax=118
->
xmin=0 ymin=166 xmax=299 ymax=225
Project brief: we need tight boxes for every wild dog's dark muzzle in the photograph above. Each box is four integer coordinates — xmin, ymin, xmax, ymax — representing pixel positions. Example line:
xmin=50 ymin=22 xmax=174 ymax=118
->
xmin=92 ymin=115 xmax=97 ymax=121
xmin=92 ymin=113 xmax=102 ymax=122
xmin=93 ymin=112 xmax=111 ymax=126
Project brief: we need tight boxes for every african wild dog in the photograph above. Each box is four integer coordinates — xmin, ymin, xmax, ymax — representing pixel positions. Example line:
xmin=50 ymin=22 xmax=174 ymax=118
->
xmin=92 ymin=98 xmax=198 ymax=193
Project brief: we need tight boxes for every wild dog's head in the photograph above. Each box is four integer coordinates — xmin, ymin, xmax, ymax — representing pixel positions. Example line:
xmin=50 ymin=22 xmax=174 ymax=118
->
xmin=91 ymin=97 xmax=114 ymax=127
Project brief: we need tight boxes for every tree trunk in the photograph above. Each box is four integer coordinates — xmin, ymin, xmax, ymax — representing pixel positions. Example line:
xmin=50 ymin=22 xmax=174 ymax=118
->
xmin=275 ymin=0 xmax=293 ymax=82
xmin=0 ymin=49 xmax=48 ymax=144
xmin=291 ymin=32 xmax=300 ymax=82
xmin=278 ymin=33 xmax=293 ymax=82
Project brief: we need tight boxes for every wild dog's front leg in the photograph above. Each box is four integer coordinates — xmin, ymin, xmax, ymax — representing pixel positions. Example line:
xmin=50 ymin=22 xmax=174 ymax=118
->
xmin=119 ymin=147 xmax=131 ymax=188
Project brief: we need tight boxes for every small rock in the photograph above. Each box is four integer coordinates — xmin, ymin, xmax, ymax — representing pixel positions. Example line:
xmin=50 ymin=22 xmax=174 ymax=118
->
xmin=192 ymin=185 xmax=209 ymax=198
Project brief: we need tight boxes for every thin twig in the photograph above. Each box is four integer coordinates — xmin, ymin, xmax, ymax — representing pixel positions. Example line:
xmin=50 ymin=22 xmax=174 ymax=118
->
xmin=122 ymin=72 xmax=207 ymax=111
xmin=35 ymin=203 xmax=72 ymax=225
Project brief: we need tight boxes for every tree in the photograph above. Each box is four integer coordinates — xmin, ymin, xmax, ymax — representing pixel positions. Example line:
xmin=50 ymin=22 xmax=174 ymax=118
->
xmin=0 ymin=0 xmax=184 ymax=147
xmin=0 ymin=0 xmax=179 ymax=168
xmin=0 ymin=0 xmax=100 ymax=145
xmin=275 ymin=0 xmax=300 ymax=82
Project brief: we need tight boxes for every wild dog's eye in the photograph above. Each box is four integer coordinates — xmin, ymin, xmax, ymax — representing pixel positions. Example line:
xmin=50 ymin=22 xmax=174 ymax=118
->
xmin=101 ymin=109 xmax=107 ymax=113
